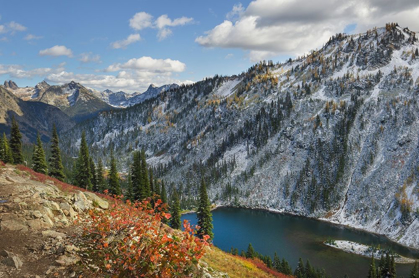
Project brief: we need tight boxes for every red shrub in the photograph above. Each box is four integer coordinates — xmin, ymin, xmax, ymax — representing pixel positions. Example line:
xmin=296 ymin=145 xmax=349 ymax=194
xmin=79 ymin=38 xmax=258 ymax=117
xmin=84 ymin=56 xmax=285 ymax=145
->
xmin=81 ymin=198 xmax=209 ymax=277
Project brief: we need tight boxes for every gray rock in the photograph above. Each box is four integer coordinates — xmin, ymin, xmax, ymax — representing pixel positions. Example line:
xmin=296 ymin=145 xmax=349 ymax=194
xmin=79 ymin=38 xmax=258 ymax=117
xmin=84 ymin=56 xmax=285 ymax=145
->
xmin=42 ymin=230 xmax=67 ymax=239
xmin=0 ymin=219 xmax=28 ymax=232
xmin=1 ymin=250 xmax=23 ymax=269
xmin=55 ymin=255 xmax=79 ymax=266
xmin=83 ymin=192 xmax=109 ymax=209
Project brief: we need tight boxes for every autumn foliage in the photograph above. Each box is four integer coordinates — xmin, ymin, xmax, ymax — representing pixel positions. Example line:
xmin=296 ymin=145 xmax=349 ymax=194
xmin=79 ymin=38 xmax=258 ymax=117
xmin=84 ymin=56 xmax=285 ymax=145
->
xmin=81 ymin=197 xmax=209 ymax=277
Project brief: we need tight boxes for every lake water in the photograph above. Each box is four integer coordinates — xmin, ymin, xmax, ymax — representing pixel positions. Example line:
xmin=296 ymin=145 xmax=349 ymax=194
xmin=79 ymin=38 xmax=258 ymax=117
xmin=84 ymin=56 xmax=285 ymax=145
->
xmin=182 ymin=207 xmax=419 ymax=278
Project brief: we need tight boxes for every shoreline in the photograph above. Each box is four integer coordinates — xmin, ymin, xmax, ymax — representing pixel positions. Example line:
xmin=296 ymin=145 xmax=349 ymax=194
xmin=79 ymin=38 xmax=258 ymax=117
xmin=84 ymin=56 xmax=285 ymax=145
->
xmin=183 ymin=204 xmax=419 ymax=253
xmin=324 ymin=240 xmax=418 ymax=264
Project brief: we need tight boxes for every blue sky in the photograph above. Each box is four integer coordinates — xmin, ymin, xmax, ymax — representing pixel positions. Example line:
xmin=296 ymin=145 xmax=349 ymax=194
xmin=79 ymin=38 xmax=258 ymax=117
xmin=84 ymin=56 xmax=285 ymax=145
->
xmin=1 ymin=0 xmax=418 ymax=93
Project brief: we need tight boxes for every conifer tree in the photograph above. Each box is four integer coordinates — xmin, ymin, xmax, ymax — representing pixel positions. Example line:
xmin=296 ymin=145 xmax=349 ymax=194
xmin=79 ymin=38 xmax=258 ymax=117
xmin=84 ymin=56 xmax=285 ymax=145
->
xmin=140 ymin=149 xmax=150 ymax=199
xmin=32 ymin=132 xmax=48 ymax=174
xmin=197 ymin=178 xmax=213 ymax=240
xmin=410 ymin=261 xmax=418 ymax=278
xmin=9 ymin=117 xmax=23 ymax=164
xmin=75 ymin=131 xmax=91 ymax=189
xmin=108 ymin=151 xmax=121 ymax=195
xmin=155 ymin=180 xmax=161 ymax=196
xmin=294 ymin=258 xmax=305 ymax=278
xmin=368 ymin=254 xmax=377 ymax=278
xmin=246 ymin=243 xmax=255 ymax=258
xmin=281 ymin=259 xmax=293 ymax=275
xmin=96 ymin=159 xmax=106 ymax=192
xmin=170 ymin=191 xmax=181 ymax=229
xmin=48 ymin=124 xmax=65 ymax=181
xmin=90 ymin=157 xmax=97 ymax=192
xmin=149 ymin=169 xmax=154 ymax=194
xmin=131 ymin=151 xmax=142 ymax=200
xmin=126 ymin=174 xmax=134 ymax=201
xmin=0 ymin=133 xmax=13 ymax=163
xmin=0 ymin=135 xmax=3 ymax=161
xmin=160 ymin=180 xmax=168 ymax=204
xmin=273 ymin=252 xmax=281 ymax=272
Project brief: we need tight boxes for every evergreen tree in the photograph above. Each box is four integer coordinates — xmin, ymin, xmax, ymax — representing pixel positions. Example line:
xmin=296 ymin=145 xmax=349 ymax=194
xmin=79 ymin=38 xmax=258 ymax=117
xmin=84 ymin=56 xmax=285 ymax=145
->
xmin=0 ymin=135 xmax=3 ymax=161
xmin=368 ymin=254 xmax=377 ymax=278
xmin=75 ymin=132 xmax=91 ymax=189
xmin=0 ymin=133 xmax=13 ymax=163
xmin=96 ymin=159 xmax=106 ymax=192
xmin=246 ymin=243 xmax=255 ymax=258
xmin=390 ymin=255 xmax=396 ymax=278
xmin=131 ymin=151 xmax=142 ymax=200
xmin=140 ymin=149 xmax=150 ymax=199
xmin=32 ymin=132 xmax=48 ymax=174
xmin=281 ymin=259 xmax=293 ymax=275
xmin=197 ymin=178 xmax=213 ymax=240
xmin=9 ymin=117 xmax=23 ymax=164
xmin=126 ymin=174 xmax=134 ymax=201
xmin=169 ymin=191 xmax=181 ymax=229
xmin=90 ymin=157 xmax=97 ymax=192
xmin=48 ymin=124 xmax=65 ymax=181
xmin=416 ymin=48 xmax=419 ymax=57
xmin=154 ymin=179 xmax=161 ymax=196
xmin=273 ymin=252 xmax=281 ymax=272
xmin=305 ymin=260 xmax=314 ymax=277
xmin=160 ymin=180 xmax=167 ymax=204
xmin=149 ymin=169 xmax=154 ymax=194
xmin=294 ymin=258 xmax=305 ymax=278
xmin=108 ymin=151 xmax=121 ymax=195
xmin=410 ymin=261 xmax=418 ymax=278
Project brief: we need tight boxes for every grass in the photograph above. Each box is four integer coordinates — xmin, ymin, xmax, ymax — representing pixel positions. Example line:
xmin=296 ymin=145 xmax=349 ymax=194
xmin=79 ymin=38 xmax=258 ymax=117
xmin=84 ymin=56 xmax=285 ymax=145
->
xmin=202 ymin=246 xmax=293 ymax=278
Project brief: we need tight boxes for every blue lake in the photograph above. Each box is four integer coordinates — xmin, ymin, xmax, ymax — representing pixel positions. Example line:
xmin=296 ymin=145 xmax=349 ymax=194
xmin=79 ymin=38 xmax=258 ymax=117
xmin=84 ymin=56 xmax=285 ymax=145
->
xmin=182 ymin=207 xmax=419 ymax=278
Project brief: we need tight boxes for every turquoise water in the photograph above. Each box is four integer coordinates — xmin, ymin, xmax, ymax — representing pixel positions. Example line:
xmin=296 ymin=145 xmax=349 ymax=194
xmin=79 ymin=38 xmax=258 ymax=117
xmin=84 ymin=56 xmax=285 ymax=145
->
xmin=182 ymin=207 xmax=419 ymax=278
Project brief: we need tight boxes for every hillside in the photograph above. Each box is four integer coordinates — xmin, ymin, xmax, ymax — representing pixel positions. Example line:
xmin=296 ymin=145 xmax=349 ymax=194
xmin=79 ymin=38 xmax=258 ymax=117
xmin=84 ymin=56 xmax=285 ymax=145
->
xmin=0 ymin=86 xmax=74 ymax=142
xmin=5 ymin=81 xmax=112 ymax=123
xmin=0 ymin=162 xmax=285 ymax=277
xmin=60 ymin=24 xmax=419 ymax=248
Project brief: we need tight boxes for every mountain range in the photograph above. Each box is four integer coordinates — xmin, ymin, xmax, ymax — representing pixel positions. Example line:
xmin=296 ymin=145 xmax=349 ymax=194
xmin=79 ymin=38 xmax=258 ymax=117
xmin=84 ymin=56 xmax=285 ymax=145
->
xmin=2 ymin=24 xmax=419 ymax=248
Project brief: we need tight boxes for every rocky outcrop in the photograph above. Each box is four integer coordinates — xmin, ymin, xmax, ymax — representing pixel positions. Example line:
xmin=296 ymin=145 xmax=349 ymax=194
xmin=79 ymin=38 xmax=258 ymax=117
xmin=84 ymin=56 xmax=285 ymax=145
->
xmin=0 ymin=164 xmax=109 ymax=277
xmin=3 ymin=80 xmax=18 ymax=90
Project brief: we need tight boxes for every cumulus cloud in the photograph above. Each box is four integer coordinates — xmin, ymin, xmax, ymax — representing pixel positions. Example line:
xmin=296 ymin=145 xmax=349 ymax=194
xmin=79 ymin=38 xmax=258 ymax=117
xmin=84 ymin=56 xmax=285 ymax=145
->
xmin=0 ymin=63 xmax=65 ymax=79
xmin=39 ymin=45 xmax=73 ymax=57
xmin=127 ymin=12 xmax=193 ymax=41
xmin=110 ymin=34 xmax=140 ymax=49
xmin=8 ymin=21 xmax=27 ymax=32
xmin=129 ymin=12 xmax=154 ymax=30
xmin=24 ymin=34 xmax=43 ymax=40
xmin=45 ymin=70 xmax=192 ymax=93
xmin=79 ymin=52 xmax=101 ymax=63
xmin=196 ymin=0 xmax=419 ymax=61
xmin=106 ymin=56 xmax=186 ymax=73
xmin=0 ymin=25 xmax=5 ymax=34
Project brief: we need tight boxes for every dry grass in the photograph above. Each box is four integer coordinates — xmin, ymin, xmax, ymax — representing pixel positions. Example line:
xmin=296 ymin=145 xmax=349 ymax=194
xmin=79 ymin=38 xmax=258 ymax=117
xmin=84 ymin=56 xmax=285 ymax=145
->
xmin=202 ymin=246 xmax=293 ymax=278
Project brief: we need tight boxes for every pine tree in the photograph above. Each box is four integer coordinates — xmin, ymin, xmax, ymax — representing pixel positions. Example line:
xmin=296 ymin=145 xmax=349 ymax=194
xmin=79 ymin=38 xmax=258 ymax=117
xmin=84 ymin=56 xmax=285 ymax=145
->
xmin=294 ymin=258 xmax=305 ymax=278
xmin=273 ymin=252 xmax=281 ymax=272
xmin=416 ymin=48 xmax=419 ymax=57
xmin=169 ymin=191 xmax=181 ymax=229
xmin=140 ymin=149 xmax=150 ymax=199
xmin=368 ymin=254 xmax=377 ymax=278
xmin=246 ymin=243 xmax=255 ymax=258
xmin=126 ymin=174 xmax=134 ymax=201
xmin=281 ymin=259 xmax=293 ymax=275
xmin=90 ymin=157 xmax=97 ymax=192
xmin=149 ymin=169 xmax=154 ymax=194
xmin=197 ymin=178 xmax=213 ymax=240
xmin=32 ymin=132 xmax=48 ymax=174
xmin=9 ymin=117 xmax=23 ymax=164
xmin=96 ymin=159 xmax=106 ymax=192
xmin=0 ymin=133 xmax=13 ymax=163
xmin=410 ymin=261 xmax=419 ymax=278
xmin=160 ymin=180 xmax=167 ymax=204
xmin=48 ymin=124 xmax=65 ymax=181
xmin=108 ymin=151 xmax=121 ymax=195
xmin=75 ymin=131 xmax=91 ymax=189
xmin=131 ymin=151 xmax=142 ymax=200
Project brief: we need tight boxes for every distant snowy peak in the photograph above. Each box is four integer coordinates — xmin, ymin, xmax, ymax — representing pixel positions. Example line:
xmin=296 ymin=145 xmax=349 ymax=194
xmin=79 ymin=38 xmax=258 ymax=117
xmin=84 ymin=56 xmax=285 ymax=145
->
xmin=99 ymin=83 xmax=179 ymax=108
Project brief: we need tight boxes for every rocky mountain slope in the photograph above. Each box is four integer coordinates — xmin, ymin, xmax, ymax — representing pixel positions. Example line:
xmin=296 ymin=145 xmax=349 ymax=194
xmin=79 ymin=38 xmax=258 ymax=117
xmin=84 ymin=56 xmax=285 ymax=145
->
xmin=94 ymin=83 xmax=179 ymax=107
xmin=6 ymin=81 xmax=112 ymax=122
xmin=0 ymin=86 xmax=74 ymax=142
xmin=60 ymin=24 xmax=419 ymax=249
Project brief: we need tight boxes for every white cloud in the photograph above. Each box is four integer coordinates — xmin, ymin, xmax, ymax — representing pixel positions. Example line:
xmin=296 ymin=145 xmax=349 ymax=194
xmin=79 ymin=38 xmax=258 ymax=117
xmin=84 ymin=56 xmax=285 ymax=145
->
xmin=106 ymin=56 xmax=186 ymax=73
xmin=0 ymin=63 xmax=65 ymax=79
xmin=8 ymin=21 xmax=27 ymax=32
xmin=39 ymin=45 xmax=73 ymax=57
xmin=225 ymin=53 xmax=234 ymax=59
xmin=79 ymin=52 xmax=101 ymax=63
xmin=44 ymin=70 xmax=191 ymax=93
xmin=129 ymin=12 xmax=154 ymax=30
xmin=127 ymin=12 xmax=193 ymax=41
xmin=0 ymin=25 xmax=5 ymax=34
xmin=196 ymin=0 xmax=419 ymax=61
xmin=24 ymin=34 xmax=43 ymax=40
xmin=226 ymin=3 xmax=244 ymax=21
xmin=110 ymin=34 xmax=140 ymax=49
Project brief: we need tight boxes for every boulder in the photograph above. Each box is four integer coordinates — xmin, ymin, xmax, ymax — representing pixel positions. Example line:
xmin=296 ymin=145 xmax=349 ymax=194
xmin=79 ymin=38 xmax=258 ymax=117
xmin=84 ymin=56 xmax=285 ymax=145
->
xmin=42 ymin=230 xmax=66 ymax=239
xmin=55 ymin=255 xmax=80 ymax=266
xmin=83 ymin=192 xmax=109 ymax=209
xmin=1 ymin=250 xmax=23 ymax=269
xmin=72 ymin=191 xmax=91 ymax=212
xmin=0 ymin=219 xmax=28 ymax=232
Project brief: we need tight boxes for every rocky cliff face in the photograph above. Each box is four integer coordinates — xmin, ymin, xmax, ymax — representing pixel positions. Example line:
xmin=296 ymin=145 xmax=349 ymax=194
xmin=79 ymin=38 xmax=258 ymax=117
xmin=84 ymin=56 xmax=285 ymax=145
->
xmin=61 ymin=24 xmax=419 ymax=248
